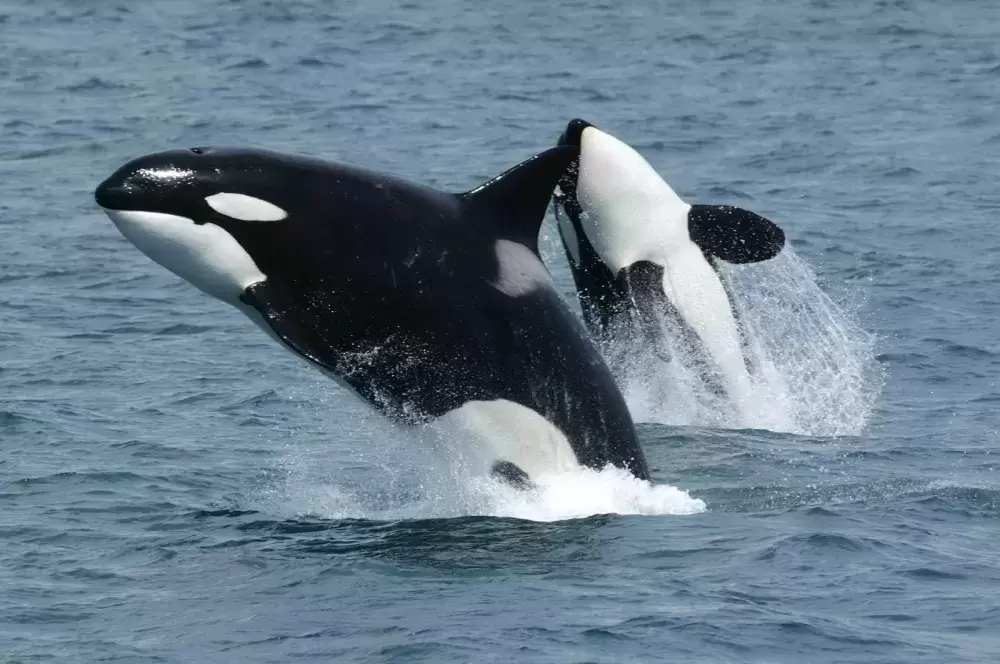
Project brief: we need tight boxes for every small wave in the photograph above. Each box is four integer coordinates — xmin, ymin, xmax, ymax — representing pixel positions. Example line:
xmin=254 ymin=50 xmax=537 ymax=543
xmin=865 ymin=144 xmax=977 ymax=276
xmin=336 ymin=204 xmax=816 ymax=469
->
xmin=910 ymin=484 xmax=1000 ymax=516
xmin=109 ymin=440 xmax=194 ymax=460
xmin=219 ymin=389 xmax=283 ymax=413
xmin=756 ymin=532 xmax=868 ymax=560
xmin=924 ymin=338 xmax=995 ymax=360
xmin=59 ymin=76 xmax=134 ymax=92
xmin=675 ymin=32 xmax=708 ymax=44
xmin=900 ymin=567 xmax=966 ymax=581
xmin=883 ymin=166 xmax=921 ymax=178
xmin=296 ymin=57 xmax=327 ymax=67
xmin=0 ymin=410 xmax=40 ymax=427
xmin=14 ymin=470 xmax=150 ymax=487
xmin=874 ymin=25 xmax=927 ymax=37
xmin=704 ymin=185 xmax=755 ymax=200
xmin=155 ymin=323 xmax=213 ymax=336
xmin=225 ymin=58 xmax=268 ymax=70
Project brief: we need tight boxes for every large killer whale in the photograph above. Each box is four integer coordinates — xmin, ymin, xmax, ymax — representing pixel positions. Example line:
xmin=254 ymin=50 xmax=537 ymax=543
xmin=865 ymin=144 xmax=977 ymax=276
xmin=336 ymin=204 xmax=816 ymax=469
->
xmin=552 ymin=119 xmax=785 ymax=417
xmin=95 ymin=144 xmax=650 ymax=482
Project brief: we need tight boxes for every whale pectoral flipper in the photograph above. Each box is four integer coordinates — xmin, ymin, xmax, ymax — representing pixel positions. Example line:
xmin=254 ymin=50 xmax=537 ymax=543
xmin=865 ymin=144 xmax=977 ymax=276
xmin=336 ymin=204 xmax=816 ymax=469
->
xmin=239 ymin=282 xmax=337 ymax=373
xmin=618 ymin=261 xmax=672 ymax=363
xmin=687 ymin=204 xmax=785 ymax=264
xmin=490 ymin=460 xmax=534 ymax=490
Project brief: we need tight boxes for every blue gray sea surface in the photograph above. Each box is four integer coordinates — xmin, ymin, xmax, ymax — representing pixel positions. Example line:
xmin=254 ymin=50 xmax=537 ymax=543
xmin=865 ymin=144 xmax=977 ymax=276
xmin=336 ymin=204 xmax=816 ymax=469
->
xmin=2 ymin=1 xmax=999 ymax=662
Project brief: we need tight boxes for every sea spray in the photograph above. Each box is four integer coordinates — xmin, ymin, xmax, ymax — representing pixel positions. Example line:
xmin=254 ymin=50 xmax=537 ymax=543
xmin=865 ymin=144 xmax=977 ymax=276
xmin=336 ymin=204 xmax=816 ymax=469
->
xmin=259 ymin=455 xmax=706 ymax=522
xmin=607 ymin=248 xmax=881 ymax=435
xmin=721 ymin=249 xmax=882 ymax=435
xmin=255 ymin=403 xmax=705 ymax=522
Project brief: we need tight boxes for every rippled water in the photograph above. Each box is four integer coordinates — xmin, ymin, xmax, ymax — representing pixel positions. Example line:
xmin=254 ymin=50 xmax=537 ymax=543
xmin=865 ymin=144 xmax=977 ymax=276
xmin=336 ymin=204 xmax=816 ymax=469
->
xmin=2 ymin=1 xmax=999 ymax=662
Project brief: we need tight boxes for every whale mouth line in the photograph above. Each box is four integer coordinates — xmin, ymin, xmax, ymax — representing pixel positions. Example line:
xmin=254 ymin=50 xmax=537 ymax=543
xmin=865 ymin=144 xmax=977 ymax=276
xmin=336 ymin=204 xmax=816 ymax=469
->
xmin=99 ymin=203 xmax=146 ymax=215
xmin=99 ymin=207 xmax=190 ymax=228
xmin=95 ymin=189 xmax=132 ymax=211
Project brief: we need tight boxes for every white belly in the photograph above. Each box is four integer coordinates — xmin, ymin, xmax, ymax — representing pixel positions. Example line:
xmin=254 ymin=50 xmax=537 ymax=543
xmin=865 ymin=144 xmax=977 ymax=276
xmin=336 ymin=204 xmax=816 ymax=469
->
xmin=436 ymin=399 xmax=582 ymax=479
xmin=659 ymin=244 xmax=755 ymax=410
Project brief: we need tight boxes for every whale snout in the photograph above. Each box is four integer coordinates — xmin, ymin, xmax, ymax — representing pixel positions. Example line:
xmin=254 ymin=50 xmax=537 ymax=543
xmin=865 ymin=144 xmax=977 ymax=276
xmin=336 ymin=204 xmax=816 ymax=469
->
xmin=558 ymin=118 xmax=593 ymax=148
xmin=94 ymin=148 xmax=208 ymax=213
xmin=94 ymin=176 xmax=132 ymax=211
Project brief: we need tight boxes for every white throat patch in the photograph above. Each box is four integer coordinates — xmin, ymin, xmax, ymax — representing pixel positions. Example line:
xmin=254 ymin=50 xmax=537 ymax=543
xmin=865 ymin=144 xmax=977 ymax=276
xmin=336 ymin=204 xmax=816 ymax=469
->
xmin=101 ymin=209 xmax=266 ymax=304
xmin=576 ymin=126 xmax=691 ymax=271
xmin=205 ymin=192 xmax=288 ymax=222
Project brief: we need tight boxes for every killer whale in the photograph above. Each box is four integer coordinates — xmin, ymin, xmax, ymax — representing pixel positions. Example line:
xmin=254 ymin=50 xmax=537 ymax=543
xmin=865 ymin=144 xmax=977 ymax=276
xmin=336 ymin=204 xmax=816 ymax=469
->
xmin=552 ymin=119 xmax=785 ymax=418
xmin=95 ymin=144 xmax=650 ymax=481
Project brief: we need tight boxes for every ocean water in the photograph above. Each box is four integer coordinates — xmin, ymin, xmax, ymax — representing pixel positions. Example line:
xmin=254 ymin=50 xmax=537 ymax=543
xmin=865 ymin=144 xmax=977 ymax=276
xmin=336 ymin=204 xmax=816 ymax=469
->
xmin=2 ymin=0 xmax=999 ymax=662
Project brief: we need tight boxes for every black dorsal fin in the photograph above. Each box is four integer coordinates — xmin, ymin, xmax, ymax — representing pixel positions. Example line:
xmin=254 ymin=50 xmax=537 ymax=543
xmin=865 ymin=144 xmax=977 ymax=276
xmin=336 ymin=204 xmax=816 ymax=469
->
xmin=458 ymin=145 xmax=579 ymax=253
xmin=688 ymin=204 xmax=786 ymax=264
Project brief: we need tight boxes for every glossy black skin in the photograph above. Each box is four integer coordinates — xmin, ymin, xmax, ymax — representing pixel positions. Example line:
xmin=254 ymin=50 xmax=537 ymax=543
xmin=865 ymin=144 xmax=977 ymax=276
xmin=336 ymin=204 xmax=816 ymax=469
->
xmin=552 ymin=119 xmax=784 ymax=372
xmin=96 ymin=145 xmax=650 ymax=480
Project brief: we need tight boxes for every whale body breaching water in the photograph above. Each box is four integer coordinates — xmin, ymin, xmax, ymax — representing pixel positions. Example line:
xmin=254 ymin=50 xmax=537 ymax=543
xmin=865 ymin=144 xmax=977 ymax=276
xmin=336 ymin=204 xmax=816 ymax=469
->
xmin=549 ymin=119 xmax=880 ymax=435
xmin=551 ymin=119 xmax=790 ymax=430
xmin=95 ymin=144 xmax=652 ymax=485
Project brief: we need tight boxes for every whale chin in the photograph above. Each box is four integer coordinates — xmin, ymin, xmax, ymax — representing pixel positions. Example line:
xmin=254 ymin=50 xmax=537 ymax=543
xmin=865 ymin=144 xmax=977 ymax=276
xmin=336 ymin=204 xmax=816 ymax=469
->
xmin=100 ymin=208 xmax=266 ymax=304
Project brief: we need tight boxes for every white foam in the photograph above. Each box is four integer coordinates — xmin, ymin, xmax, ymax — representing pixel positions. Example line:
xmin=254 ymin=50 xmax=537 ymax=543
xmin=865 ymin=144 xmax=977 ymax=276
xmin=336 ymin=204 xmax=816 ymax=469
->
xmin=464 ymin=465 xmax=707 ymax=521
xmin=250 ymin=391 xmax=706 ymax=523
xmin=260 ymin=462 xmax=706 ymax=522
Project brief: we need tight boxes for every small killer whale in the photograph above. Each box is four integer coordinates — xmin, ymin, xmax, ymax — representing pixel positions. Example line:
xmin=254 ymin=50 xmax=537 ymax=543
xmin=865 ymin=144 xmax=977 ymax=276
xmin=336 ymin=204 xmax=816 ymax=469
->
xmin=552 ymin=119 xmax=785 ymax=417
xmin=95 ymin=144 xmax=650 ymax=482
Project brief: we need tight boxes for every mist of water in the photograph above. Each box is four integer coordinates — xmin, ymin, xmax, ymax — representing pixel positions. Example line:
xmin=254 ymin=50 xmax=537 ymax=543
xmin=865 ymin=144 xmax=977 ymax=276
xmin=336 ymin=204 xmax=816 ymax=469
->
xmin=614 ymin=249 xmax=882 ymax=436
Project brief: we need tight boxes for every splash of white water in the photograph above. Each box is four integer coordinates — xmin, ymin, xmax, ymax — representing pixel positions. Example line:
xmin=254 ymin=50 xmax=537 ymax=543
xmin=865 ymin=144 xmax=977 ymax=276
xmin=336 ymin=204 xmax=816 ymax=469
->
xmin=262 ymin=463 xmax=705 ymax=522
xmin=254 ymin=410 xmax=705 ymax=523
xmin=611 ymin=249 xmax=882 ymax=436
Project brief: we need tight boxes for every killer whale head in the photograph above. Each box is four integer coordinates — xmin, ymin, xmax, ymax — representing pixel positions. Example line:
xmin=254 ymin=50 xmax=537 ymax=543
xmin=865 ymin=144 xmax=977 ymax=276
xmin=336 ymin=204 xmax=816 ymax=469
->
xmin=95 ymin=147 xmax=304 ymax=304
xmin=554 ymin=119 xmax=785 ymax=275
xmin=96 ymin=145 xmax=580 ymax=305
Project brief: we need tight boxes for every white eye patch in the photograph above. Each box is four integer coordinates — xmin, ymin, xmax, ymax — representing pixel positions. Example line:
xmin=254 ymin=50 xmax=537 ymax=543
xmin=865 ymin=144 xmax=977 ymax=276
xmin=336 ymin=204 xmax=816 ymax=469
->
xmin=205 ymin=192 xmax=287 ymax=222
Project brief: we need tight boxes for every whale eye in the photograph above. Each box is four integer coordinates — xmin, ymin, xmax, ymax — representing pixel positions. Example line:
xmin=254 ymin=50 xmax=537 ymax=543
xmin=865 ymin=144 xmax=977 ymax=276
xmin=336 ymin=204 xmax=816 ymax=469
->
xmin=190 ymin=147 xmax=205 ymax=155
xmin=205 ymin=192 xmax=288 ymax=222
